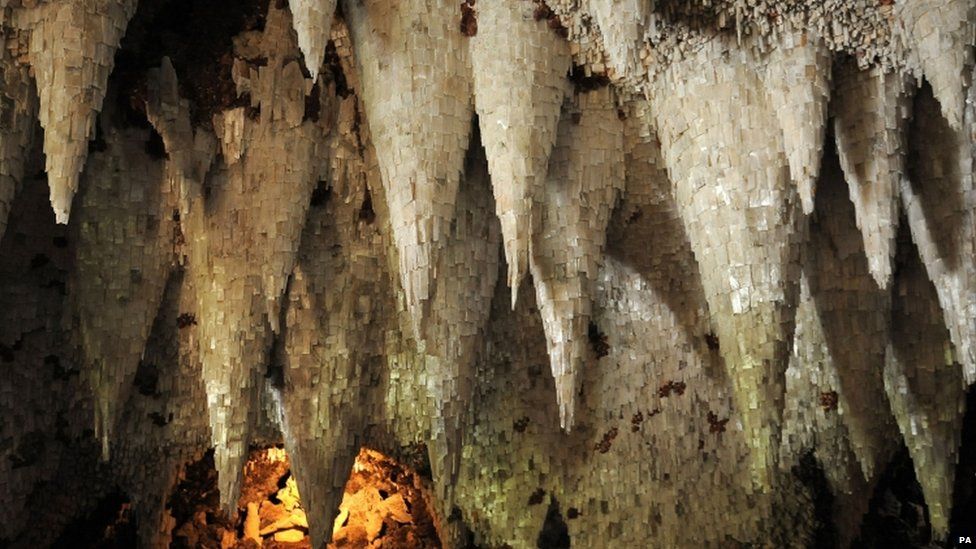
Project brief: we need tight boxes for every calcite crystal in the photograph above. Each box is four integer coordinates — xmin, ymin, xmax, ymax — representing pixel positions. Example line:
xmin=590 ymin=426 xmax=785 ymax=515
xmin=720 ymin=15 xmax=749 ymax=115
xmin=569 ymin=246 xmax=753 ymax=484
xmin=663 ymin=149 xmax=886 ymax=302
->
xmin=650 ymin=35 xmax=805 ymax=488
xmin=71 ymin=103 xmax=176 ymax=461
xmin=344 ymin=0 xmax=473 ymax=340
xmin=760 ymin=28 xmax=831 ymax=215
xmin=902 ymin=82 xmax=976 ymax=386
xmin=469 ymin=0 xmax=570 ymax=307
xmin=1 ymin=0 xmax=975 ymax=547
xmin=832 ymin=61 xmax=913 ymax=290
xmin=895 ymin=0 xmax=976 ymax=131
xmin=587 ymin=0 xmax=652 ymax=80
xmin=289 ymin=0 xmax=337 ymax=81
xmin=885 ymin=230 xmax=967 ymax=538
xmin=24 ymin=0 xmax=138 ymax=223
xmin=530 ymin=88 xmax=622 ymax=431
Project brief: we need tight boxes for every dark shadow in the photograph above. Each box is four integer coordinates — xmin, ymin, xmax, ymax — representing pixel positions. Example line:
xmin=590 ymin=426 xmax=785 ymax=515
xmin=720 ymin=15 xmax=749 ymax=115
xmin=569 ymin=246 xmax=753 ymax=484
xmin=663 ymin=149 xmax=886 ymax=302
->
xmin=855 ymin=445 xmax=934 ymax=548
xmin=51 ymin=489 xmax=137 ymax=549
xmin=950 ymin=385 xmax=976 ymax=541
xmin=537 ymin=497 xmax=570 ymax=549
xmin=806 ymin=130 xmax=894 ymax=465
xmin=906 ymin=81 xmax=965 ymax=271
xmin=605 ymin=130 xmax=718 ymax=377
xmin=792 ymin=451 xmax=838 ymax=549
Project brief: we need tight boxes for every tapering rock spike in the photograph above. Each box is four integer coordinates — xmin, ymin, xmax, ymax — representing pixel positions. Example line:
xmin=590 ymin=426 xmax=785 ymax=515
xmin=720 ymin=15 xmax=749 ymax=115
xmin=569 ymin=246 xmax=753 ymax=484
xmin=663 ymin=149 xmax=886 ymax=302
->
xmin=530 ymin=89 xmax=623 ymax=432
xmin=884 ymin=227 xmax=968 ymax=539
xmin=276 ymin=90 xmax=381 ymax=549
xmin=800 ymin=147 xmax=899 ymax=483
xmin=191 ymin=5 xmax=322 ymax=513
xmin=26 ymin=0 xmax=138 ymax=223
xmin=902 ymin=82 xmax=976 ymax=385
xmin=650 ymin=37 xmax=804 ymax=488
xmin=833 ymin=62 xmax=912 ymax=291
xmin=470 ymin=0 xmax=570 ymax=309
xmin=759 ymin=29 xmax=831 ymax=215
xmin=784 ymin=276 xmax=888 ymax=548
xmin=588 ymin=0 xmax=651 ymax=79
xmin=279 ymin=257 xmax=370 ymax=549
xmin=611 ymin=99 xmax=711 ymax=351
xmin=343 ymin=0 xmax=474 ymax=339
xmin=424 ymin=139 xmax=500 ymax=484
xmin=895 ymin=0 xmax=976 ymax=131
xmin=289 ymin=0 xmax=338 ymax=81
xmin=72 ymin=104 xmax=176 ymax=461
xmin=144 ymin=57 xmax=217 ymax=232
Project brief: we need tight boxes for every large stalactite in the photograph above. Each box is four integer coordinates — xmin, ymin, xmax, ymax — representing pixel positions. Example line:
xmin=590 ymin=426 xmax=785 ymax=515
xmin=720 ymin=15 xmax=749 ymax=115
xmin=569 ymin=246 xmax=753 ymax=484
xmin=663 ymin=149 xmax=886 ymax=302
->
xmin=1 ymin=0 xmax=975 ymax=547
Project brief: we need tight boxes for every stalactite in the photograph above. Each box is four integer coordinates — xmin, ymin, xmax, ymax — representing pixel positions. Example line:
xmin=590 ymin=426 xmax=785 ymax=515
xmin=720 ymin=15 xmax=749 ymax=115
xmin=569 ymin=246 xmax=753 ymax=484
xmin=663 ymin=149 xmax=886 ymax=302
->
xmin=650 ymin=36 xmax=804 ymax=488
xmin=106 ymin=266 xmax=212 ymax=549
xmin=278 ymin=188 xmax=374 ymax=549
xmin=784 ymin=278 xmax=881 ymax=548
xmin=832 ymin=61 xmax=912 ymax=291
xmin=186 ymin=6 xmax=323 ymax=512
xmin=902 ymin=83 xmax=976 ymax=385
xmin=289 ymin=0 xmax=337 ymax=81
xmin=895 ymin=0 xmax=976 ymax=131
xmin=70 ymin=103 xmax=176 ymax=461
xmin=884 ymin=228 xmax=968 ymax=538
xmin=530 ymin=88 xmax=623 ymax=432
xmin=587 ymin=0 xmax=651 ymax=82
xmin=423 ymin=138 xmax=500 ymax=496
xmin=469 ymin=0 xmax=570 ymax=308
xmin=0 ymin=44 xmax=37 ymax=243
xmin=23 ymin=0 xmax=138 ymax=223
xmin=800 ymin=146 xmax=898 ymax=485
xmin=5 ymin=2 xmax=976 ymax=547
xmin=759 ymin=28 xmax=831 ymax=215
xmin=780 ymin=146 xmax=898 ymax=545
xmin=343 ymin=0 xmax=474 ymax=340
xmin=781 ymin=138 xmax=903 ymax=546
xmin=143 ymin=57 xmax=217 ymax=238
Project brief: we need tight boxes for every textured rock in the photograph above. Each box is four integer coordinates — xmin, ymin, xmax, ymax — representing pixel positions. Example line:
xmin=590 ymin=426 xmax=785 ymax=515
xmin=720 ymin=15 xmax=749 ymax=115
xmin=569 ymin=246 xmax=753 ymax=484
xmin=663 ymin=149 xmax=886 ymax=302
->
xmin=71 ymin=102 xmax=175 ymax=460
xmin=781 ymin=146 xmax=900 ymax=545
xmin=470 ymin=0 xmax=570 ymax=307
xmin=902 ymin=83 xmax=976 ymax=385
xmin=422 ymin=141 xmax=500 ymax=486
xmin=530 ymin=88 xmax=623 ymax=431
xmin=277 ymin=92 xmax=383 ymax=548
xmin=833 ymin=61 xmax=913 ymax=291
xmin=187 ymin=6 xmax=323 ymax=513
xmin=344 ymin=0 xmax=474 ymax=340
xmin=587 ymin=0 xmax=652 ymax=79
xmin=0 ymin=45 xmax=37 ymax=243
xmin=289 ymin=0 xmax=337 ymax=81
xmin=1 ymin=2 xmax=975 ymax=548
xmin=895 ymin=0 xmax=976 ymax=131
xmin=884 ymin=229 xmax=967 ymax=538
xmin=25 ymin=0 xmax=138 ymax=223
xmin=759 ymin=28 xmax=831 ymax=214
xmin=650 ymin=35 xmax=804 ymax=488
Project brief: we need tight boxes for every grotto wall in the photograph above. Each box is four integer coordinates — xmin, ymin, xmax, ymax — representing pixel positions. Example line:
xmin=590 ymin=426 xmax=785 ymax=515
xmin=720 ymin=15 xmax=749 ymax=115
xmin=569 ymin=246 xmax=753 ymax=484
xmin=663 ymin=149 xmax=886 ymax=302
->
xmin=1 ymin=0 xmax=975 ymax=547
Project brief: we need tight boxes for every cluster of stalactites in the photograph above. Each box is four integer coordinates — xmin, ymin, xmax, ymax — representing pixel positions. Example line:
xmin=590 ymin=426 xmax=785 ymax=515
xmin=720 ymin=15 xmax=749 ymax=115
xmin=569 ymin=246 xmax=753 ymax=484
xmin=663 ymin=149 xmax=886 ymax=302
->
xmin=4 ymin=0 xmax=976 ymax=544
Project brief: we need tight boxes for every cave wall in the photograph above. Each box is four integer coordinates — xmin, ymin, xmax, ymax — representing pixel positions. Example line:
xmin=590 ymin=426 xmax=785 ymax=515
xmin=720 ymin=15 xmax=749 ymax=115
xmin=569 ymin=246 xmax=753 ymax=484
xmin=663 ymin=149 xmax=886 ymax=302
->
xmin=0 ymin=0 xmax=974 ymax=547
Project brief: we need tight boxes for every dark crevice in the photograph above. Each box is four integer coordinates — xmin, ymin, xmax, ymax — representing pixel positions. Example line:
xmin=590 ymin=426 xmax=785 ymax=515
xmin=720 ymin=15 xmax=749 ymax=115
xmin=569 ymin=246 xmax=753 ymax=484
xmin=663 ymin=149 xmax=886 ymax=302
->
xmin=113 ymin=0 xmax=270 ymax=131
xmin=51 ymin=489 xmax=136 ymax=548
xmin=855 ymin=445 xmax=934 ymax=547
xmin=950 ymin=385 xmax=976 ymax=541
xmin=792 ymin=451 xmax=838 ymax=548
xmin=537 ymin=497 xmax=570 ymax=548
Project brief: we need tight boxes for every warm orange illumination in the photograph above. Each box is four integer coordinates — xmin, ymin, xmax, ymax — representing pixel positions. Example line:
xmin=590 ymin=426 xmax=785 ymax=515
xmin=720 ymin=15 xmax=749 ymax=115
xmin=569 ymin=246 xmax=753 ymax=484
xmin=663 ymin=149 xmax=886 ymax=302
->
xmin=202 ymin=446 xmax=444 ymax=547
